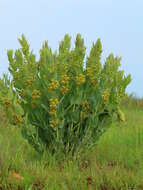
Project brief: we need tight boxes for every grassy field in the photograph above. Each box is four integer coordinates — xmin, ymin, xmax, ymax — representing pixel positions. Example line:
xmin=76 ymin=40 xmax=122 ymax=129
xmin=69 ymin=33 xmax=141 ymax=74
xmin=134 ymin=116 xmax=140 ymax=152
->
xmin=0 ymin=107 xmax=143 ymax=190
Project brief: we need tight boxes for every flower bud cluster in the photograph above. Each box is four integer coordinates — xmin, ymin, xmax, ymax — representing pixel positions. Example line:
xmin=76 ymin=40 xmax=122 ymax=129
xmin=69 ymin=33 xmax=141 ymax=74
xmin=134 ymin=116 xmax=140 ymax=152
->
xmin=49 ymin=98 xmax=59 ymax=128
xmin=91 ymin=77 xmax=97 ymax=87
xmin=76 ymin=74 xmax=85 ymax=85
xmin=11 ymin=114 xmax=23 ymax=125
xmin=102 ymin=89 xmax=110 ymax=104
xmin=32 ymin=90 xmax=41 ymax=107
xmin=86 ymin=67 xmax=93 ymax=77
xmin=61 ymin=74 xmax=70 ymax=95
xmin=25 ymin=79 xmax=31 ymax=87
xmin=80 ymin=100 xmax=90 ymax=120
xmin=2 ymin=97 xmax=12 ymax=108
xmin=32 ymin=90 xmax=41 ymax=100
xmin=49 ymin=118 xmax=59 ymax=129
xmin=49 ymin=98 xmax=59 ymax=116
xmin=86 ymin=67 xmax=98 ymax=87
xmin=82 ymin=100 xmax=90 ymax=111
xmin=48 ymin=80 xmax=59 ymax=91
xmin=19 ymin=89 xmax=26 ymax=98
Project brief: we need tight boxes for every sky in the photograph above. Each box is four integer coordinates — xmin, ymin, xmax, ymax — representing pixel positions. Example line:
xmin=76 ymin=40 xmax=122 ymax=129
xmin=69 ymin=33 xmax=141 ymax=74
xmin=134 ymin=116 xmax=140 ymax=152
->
xmin=0 ymin=0 xmax=143 ymax=97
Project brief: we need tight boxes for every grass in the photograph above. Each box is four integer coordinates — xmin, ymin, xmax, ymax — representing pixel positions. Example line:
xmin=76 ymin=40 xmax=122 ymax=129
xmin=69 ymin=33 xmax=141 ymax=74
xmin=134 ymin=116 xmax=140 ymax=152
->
xmin=0 ymin=107 xmax=143 ymax=189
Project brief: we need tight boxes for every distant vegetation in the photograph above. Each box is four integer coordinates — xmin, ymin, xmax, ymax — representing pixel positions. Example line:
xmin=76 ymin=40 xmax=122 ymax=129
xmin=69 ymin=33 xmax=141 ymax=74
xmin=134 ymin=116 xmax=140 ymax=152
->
xmin=122 ymin=93 xmax=143 ymax=109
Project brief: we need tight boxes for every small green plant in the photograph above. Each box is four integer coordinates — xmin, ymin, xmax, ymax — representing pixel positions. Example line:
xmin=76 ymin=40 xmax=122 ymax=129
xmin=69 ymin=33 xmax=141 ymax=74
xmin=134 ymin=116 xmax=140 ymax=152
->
xmin=2 ymin=34 xmax=131 ymax=155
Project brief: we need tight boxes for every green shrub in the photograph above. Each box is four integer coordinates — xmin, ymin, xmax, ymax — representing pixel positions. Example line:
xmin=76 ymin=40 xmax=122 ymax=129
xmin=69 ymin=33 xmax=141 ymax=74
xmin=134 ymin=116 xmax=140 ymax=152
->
xmin=2 ymin=34 xmax=131 ymax=155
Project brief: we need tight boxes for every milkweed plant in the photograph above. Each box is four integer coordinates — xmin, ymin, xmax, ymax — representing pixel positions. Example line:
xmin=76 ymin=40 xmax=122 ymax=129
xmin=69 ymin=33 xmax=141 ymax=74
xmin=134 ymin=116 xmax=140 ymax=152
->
xmin=0 ymin=34 xmax=131 ymax=155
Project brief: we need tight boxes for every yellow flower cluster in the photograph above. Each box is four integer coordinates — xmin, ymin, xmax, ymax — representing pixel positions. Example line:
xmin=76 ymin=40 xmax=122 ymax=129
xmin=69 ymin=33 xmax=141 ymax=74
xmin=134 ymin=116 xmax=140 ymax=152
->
xmin=48 ymin=80 xmax=59 ymax=91
xmin=76 ymin=74 xmax=85 ymax=85
xmin=61 ymin=74 xmax=70 ymax=85
xmin=12 ymin=114 xmax=23 ymax=125
xmin=82 ymin=100 xmax=90 ymax=111
xmin=102 ymin=89 xmax=110 ymax=104
xmin=86 ymin=67 xmax=98 ymax=87
xmin=86 ymin=67 xmax=93 ymax=77
xmin=49 ymin=98 xmax=59 ymax=116
xmin=62 ymin=64 xmax=68 ymax=73
xmin=25 ymin=79 xmax=31 ymax=87
xmin=91 ymin=77 xmax=97 ymax=87
xmin=61 ymin=74 xmax=70 ymax=95
xmin=49 ymin=98 xmax=59 ymax=128
xmin=61 ymin=86 xmax=69 ymax=95
xmin=20 ymin=89 xmax=26 ymax=98
xmin=49 ymin=118 xmax=59 ymax=128
xmin=2 ymin=97 xmax=12 ymax=108
xmin=80 ymin=100 xmax=90 ymax=120
xmin=32 ymin=90 xmax=41 ymax=107
xmin=32 ymin=90 xmax=41 ymax=100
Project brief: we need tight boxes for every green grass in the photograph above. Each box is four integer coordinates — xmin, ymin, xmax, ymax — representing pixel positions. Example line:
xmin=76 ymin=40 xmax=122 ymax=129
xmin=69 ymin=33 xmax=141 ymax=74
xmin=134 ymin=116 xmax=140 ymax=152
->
xmin=0 ymin=107 xmax=143 ymax=189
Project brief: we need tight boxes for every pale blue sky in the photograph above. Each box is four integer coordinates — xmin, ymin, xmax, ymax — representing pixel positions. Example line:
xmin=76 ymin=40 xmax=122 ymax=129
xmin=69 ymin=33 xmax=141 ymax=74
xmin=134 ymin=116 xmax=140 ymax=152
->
xmin=0 ymin=0 xmax=143 ymax=96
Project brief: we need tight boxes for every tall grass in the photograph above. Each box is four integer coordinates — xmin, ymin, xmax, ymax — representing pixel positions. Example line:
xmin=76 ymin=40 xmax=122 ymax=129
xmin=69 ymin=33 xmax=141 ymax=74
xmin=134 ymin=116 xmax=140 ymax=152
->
xmin=0 ymin=107 xmax=143 ymax=189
